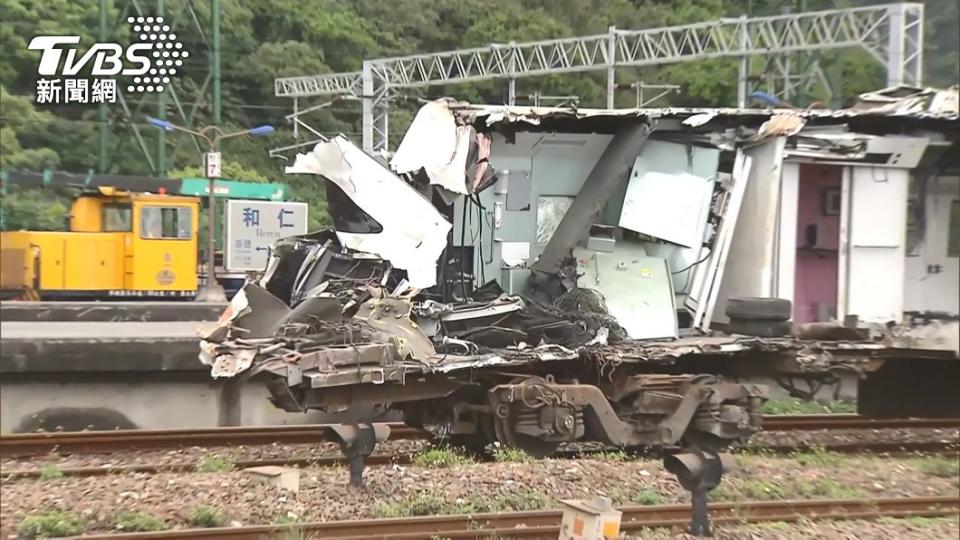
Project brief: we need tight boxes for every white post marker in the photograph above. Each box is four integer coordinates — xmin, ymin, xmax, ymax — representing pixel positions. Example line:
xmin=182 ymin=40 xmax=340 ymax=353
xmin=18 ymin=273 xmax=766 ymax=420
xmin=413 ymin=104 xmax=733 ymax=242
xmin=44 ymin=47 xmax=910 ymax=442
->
xmin=224 ymin=200 xmax=308 ymax=271
xmin=204 ymin=151 xmax=222 ymax=178
xmin=559 ymin=497 xmax=621 ymax=540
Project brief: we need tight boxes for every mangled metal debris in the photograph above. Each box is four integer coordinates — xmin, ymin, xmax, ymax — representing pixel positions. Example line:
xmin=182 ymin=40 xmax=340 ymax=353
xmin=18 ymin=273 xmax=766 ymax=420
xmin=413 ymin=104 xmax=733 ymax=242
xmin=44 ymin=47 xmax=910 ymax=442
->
xmin=199 ymin=91 xmax=960 ymax=462
xmin=285 ymin=136 xmax=452 ymax=288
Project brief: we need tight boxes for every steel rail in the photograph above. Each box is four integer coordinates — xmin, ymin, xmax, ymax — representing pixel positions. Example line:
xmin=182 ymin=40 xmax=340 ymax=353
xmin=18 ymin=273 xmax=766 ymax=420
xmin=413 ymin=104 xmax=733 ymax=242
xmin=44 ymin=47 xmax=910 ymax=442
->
xmin=67 ymin=496 xmax=960 ymax=539
xmin=761 ymin=414 xmax=960 ymax=431
xmin=2 ymin=415 xmax=958 ymax=458
xmin=0 ymin=424 xmax=424 ymax=457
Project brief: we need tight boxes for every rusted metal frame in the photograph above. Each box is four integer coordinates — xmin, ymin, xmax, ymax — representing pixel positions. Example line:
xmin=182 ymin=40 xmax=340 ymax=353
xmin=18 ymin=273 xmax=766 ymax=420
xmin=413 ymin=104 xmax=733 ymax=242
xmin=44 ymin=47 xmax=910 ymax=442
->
xmin=488 ymin=380 xmax=750 ymax=447
xmin=301 ymin=377 xmax=467 ymax=410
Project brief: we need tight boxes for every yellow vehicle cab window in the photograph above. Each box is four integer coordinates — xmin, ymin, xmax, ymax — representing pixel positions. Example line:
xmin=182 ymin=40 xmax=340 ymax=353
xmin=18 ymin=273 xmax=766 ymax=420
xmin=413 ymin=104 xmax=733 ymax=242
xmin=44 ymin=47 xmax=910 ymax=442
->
xmin=102 ymin=203 xmax=132 ymax=232
xmin=140 ymin=206 xmax=192 ymax=240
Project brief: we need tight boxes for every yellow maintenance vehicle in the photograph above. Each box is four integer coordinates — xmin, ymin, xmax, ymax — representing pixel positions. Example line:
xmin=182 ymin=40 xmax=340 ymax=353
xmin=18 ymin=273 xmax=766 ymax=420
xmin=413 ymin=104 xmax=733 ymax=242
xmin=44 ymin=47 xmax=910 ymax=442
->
xmin=0 ymin=187 xmax=200 ymax=300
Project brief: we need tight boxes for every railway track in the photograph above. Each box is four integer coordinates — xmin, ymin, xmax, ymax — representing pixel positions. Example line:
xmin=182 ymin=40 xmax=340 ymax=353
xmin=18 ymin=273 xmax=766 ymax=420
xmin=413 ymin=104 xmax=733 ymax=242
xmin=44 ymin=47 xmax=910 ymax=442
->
xmin=58 ymin=496 xmax=960 ymax=539
xmin=2 ymin=414 xmax=957 ymax=458
xmin=4 ymin=438 xmax=957 ymax=480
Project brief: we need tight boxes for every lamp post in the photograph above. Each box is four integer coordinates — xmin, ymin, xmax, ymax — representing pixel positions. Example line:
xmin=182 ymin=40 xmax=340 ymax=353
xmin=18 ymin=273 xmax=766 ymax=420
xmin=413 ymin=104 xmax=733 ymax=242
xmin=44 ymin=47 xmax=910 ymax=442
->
xmin=146 ymin=117 xmax=274 ymax=302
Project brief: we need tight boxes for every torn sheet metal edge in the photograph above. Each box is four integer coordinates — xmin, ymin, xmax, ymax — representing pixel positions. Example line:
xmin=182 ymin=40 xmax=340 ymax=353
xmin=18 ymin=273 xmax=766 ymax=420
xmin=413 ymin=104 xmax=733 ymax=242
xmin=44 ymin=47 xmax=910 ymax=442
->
xmin=285 ymin=136 xmax=452 ymax=288
xmin=756 ymin=113 xmax=806 ymax=139
xmin=450 ymin=102 xmax=960 ymax=128
xmin=211 ymin=349 xmax=257 ymax=379
xmin=440 ymin=296 xmax=525 ymax=322
xmin=682 ymin=112 xmax=717 ymax=127
xmin=407 ymin=336 xmax=896 ymax=375
xmin=391 ymin=100 xmax=473 ymax=194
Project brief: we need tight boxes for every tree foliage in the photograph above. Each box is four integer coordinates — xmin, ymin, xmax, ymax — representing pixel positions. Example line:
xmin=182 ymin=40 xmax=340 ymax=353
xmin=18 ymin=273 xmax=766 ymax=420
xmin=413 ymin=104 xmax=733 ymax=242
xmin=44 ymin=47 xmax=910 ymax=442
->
xmin=1 ymin=0 xmax=957 ymax=231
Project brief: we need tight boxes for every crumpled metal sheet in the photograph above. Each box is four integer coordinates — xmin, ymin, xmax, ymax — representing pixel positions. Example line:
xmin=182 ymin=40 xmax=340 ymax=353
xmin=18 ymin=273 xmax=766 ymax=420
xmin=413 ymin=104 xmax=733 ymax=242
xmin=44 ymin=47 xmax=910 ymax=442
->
xmin=683 ymin=112 xmax=717 ymax=127
xmin=354 ymin=289 xmax=436 ymax=362
xmin=198 ymin=283 xmax=351 ymax=378
xmin=285 ymin=136 xmax=452 ymax=288
xmin=756 ymin=113 xmax=805 ymax=139
xmin=391 ymin=100 xmax=474 ymax=195
xmin=211 ymin=348 xmax=257 ymax=378
xmin=852 ymin=85 xmax=959 ymax=117
xmin=448 ymin=91 xmax=960 ymax=128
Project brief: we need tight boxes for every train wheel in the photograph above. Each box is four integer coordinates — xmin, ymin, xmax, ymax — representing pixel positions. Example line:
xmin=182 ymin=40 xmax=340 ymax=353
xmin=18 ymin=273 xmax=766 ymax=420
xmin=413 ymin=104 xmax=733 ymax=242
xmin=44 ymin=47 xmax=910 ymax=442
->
xmin=492 ymin=406 xmax=560 ymax=459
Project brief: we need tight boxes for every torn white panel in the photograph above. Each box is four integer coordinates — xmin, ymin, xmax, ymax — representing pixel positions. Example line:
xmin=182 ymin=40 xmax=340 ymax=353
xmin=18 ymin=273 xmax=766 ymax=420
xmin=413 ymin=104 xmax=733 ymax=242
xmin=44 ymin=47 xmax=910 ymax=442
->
xmin=686 ymin=152 xmax=753 ymax=331
xmin=500 ymin=242 xmax=530 ymax=268
xmin=713 ymin=137 xmax=786 ymax=323
xmin=618 ymin=170 xmax=714 ymax=248
xmin=683 ymin=112 xmax=716 ymax=127
xmin=286 ymin=136 xmax=452 ymax=288
xmin=536 ymin=196 xmax=574 ymax=249
xmin=390 ymin=100 xmax=473 ymax=194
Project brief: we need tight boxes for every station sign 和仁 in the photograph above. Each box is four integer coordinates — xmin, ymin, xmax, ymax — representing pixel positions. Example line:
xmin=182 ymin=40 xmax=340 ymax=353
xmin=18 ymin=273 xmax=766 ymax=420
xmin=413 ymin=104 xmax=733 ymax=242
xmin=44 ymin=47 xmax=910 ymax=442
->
xmin=224 ymin=200 xmax=308 ymax=271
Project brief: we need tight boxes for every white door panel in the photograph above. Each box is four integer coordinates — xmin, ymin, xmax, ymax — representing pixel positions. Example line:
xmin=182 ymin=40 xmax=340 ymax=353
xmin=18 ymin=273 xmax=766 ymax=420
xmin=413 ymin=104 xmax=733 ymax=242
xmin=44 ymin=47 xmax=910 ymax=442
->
xmin=840 ymin=166 xmax=909 ymax=323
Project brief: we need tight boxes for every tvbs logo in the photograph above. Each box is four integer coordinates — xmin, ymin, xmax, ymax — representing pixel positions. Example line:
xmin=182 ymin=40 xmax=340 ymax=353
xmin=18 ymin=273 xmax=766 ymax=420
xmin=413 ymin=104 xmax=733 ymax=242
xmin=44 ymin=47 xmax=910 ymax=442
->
xmin=29 ymin=16 xmax=187 ymax=104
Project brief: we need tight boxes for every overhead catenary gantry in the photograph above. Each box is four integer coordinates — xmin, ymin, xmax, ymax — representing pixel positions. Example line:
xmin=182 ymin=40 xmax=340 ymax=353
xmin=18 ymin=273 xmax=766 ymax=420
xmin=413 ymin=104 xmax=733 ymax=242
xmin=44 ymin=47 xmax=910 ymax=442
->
xmin=274 ymin=2 xmax=924 ymax=154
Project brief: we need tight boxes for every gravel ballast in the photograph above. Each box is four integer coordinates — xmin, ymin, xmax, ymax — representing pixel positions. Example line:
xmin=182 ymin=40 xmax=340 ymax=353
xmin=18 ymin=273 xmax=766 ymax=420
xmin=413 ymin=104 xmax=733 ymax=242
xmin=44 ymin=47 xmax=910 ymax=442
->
xmin=2 ymin=448 xmax=958 ymax=537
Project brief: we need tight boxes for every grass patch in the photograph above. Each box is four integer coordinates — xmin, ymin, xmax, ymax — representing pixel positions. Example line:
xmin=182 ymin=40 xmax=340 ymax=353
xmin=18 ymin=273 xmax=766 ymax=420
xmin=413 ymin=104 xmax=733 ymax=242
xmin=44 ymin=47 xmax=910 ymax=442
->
xmin=17 ymin=510 xmax=85 ymax=537
xmin=752 ymin=521 xmax=793 ymax=532
xmin=624 ymin=527 xmax=673 ymax=539
xmin=39 ymin=463 xmax=64 ymax=480
xmin=736 ymin=479 xmax=789 ymax=500
xmin=488 ymin=491 xmax=549 ymax=511
xmin=762 ymin=398 xmax=856 ymax=415
xmin=112 ymin=511 xmax=167 ymax=532
xmin=789 ymin=446 xmax=851 ymax=468
xmin=188 ymin=506 xmax=226 ymax=528
xmin=794 ymin=478 xmax=864 ymax=499
xmin=272 ymin=516 xmax=310 ymax=540
xmin=630 ymin=488 xmax=666 ymax=506
xmin=273 ymin=514 xmax=299 ymax=525
xmin=594 ymin=449 xmax=629 ymax=462
xmin=912 ymin=457 xmax=960 ymax=478
xmin=196 ymin=454 xmax=235 ymax=473
xmin=491 ymin=444 xmax=531 ymax=463
xmin=375 ymin=493 xmax=479 ymax=518
xmin=412 ymin=447 xmax=475 ymax=468
xmin=879 ymin=516 xmax=954 ymax=528
xmin=711 ymin=478 xmax=864 ymax=501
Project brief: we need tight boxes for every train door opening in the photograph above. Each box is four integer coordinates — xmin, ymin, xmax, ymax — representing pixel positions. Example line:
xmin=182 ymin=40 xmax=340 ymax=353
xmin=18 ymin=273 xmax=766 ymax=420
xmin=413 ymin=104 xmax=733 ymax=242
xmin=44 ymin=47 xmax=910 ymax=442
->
xmin=793 ymin=164 xmax=842 ymax=323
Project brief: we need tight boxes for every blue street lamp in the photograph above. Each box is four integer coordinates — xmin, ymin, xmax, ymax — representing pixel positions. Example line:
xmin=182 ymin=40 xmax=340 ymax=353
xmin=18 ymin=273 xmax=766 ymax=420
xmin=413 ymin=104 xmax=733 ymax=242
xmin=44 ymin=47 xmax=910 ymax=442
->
xmin=145 ymin=117 xmax=274 ymax=302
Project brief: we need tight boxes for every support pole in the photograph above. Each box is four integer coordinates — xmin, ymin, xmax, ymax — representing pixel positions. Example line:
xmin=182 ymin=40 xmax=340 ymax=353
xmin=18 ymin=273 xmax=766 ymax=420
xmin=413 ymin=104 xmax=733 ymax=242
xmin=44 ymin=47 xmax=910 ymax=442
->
xmin=155 ymin=0 xmax=166 ymax=175
xmin=886 ymin=3 xmax=905 ymax=87
xmin=292 ymin=97 xmax=299 ymax=138
xmin=606 ymin=26 xmax=616 ymax=109
xmin=211 ymin=0 xmax=221 ymax=126
xmin=361 ymin=61 xmax=374 ymax=154
xmin=507 ymin=41 xmax=517 ymax=106
xmin=98 ymin=0 xmax=109 ymax=172
xmin=737 ymin=15 xmax=748 ymax=108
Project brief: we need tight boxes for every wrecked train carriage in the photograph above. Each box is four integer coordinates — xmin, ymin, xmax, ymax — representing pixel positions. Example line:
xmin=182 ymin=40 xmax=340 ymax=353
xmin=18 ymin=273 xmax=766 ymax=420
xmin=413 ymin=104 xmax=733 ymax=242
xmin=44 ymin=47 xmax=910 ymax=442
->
xmin=201 ymin=90 xmax=960 ymax=454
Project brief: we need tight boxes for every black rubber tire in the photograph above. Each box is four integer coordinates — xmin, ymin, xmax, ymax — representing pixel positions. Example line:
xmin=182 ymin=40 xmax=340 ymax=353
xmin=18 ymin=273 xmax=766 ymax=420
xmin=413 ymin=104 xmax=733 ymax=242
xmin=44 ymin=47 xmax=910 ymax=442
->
xmin=728 ymin=317 xmax=793 ymax=337
xmin=725 ymin=297 xmax=792 ymax=321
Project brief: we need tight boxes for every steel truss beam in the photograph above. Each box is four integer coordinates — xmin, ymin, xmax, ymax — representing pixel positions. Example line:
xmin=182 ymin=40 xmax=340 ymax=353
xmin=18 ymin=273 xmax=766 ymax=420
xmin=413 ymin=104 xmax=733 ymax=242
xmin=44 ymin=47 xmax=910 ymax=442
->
xmin=274 ymin=3 xmax=923 ymax=154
